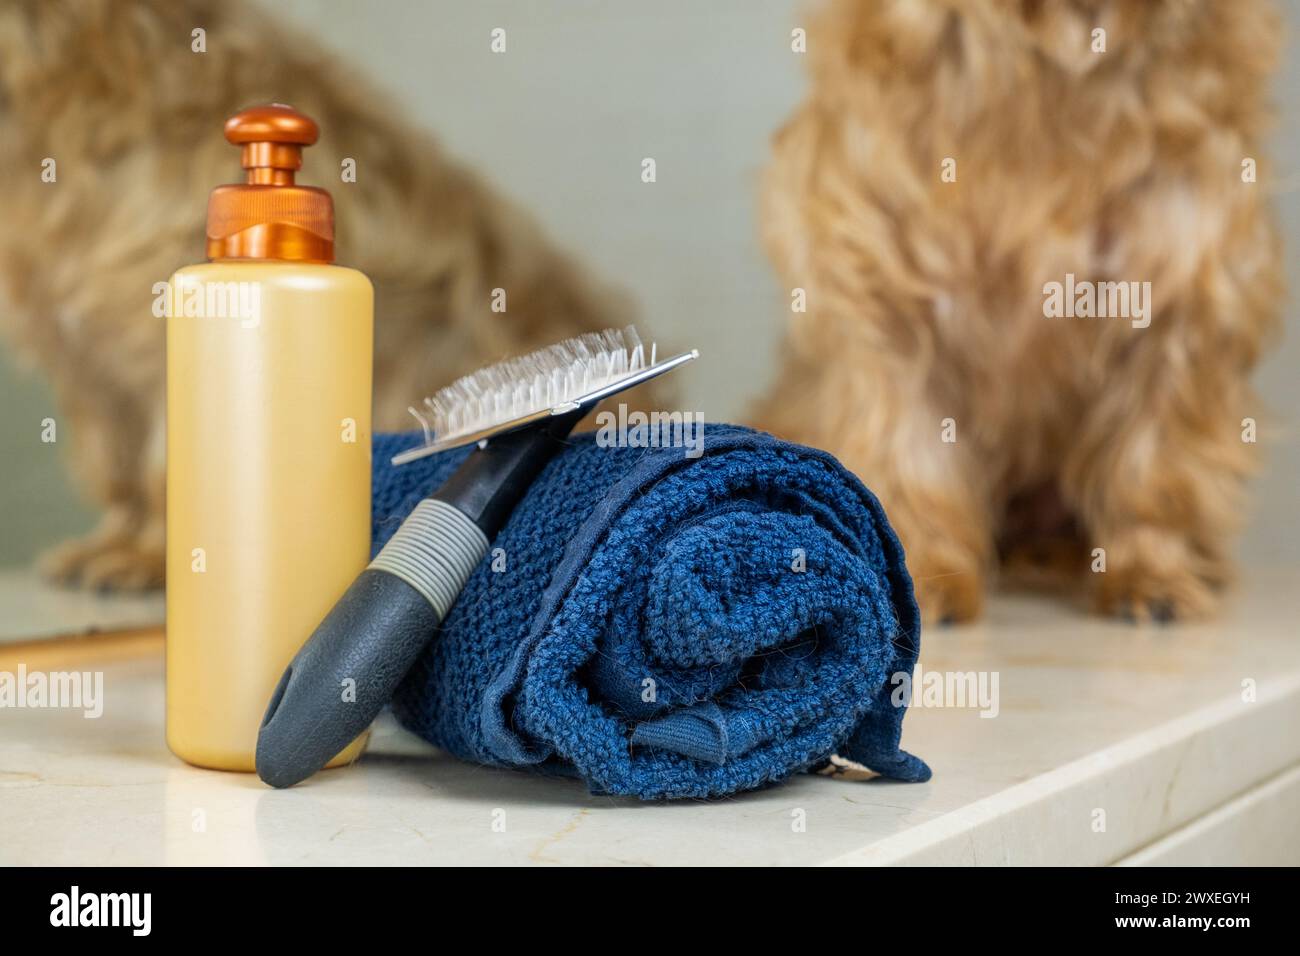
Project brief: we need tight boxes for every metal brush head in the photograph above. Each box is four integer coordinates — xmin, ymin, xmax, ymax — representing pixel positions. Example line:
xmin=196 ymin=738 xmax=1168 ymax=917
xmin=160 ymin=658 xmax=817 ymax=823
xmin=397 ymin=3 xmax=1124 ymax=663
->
xmin=392 ymin=325 xmax=698 ymax=465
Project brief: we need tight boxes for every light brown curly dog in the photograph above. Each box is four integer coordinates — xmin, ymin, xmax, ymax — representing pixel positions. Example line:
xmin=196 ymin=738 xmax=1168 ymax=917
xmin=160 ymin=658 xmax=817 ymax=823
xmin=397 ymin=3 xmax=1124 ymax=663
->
xmin=753 ymin=0 xmax=1283 ymax=624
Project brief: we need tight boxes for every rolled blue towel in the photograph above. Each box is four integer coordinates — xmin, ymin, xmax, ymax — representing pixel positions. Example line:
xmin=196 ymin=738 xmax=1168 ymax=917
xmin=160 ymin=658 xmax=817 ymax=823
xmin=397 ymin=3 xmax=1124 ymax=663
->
xmin=371 ymin=425 xmax=930 ymax=799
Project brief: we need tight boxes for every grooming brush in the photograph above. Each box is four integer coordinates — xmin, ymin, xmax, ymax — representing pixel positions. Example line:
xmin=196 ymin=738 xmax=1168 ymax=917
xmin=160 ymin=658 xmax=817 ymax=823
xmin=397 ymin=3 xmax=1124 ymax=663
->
xmin=256 ymin=326 xmax=697 ymax=788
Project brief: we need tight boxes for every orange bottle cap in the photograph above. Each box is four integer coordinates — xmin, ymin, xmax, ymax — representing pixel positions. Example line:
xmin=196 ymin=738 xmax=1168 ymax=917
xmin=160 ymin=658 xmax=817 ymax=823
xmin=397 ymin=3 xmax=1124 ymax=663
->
xmin=206 ymin=104 xmax=334 ymax=263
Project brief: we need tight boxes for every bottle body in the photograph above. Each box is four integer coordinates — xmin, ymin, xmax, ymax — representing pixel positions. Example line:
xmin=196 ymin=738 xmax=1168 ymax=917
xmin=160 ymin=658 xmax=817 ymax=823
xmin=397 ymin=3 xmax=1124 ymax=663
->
xmin=166 ymin=261 xmax=373 ymax=770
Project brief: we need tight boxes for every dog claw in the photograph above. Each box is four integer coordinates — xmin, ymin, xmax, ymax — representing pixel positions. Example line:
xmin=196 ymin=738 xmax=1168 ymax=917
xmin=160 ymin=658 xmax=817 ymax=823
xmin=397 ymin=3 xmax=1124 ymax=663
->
xmin=1149 ymin=599 xmax=1176 ymax=624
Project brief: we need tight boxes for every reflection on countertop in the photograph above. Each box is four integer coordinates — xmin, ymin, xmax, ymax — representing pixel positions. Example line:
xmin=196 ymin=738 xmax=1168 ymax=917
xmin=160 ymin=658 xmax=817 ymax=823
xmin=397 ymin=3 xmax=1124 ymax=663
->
xmin=0 ymin=567 xmax=163 ymax=645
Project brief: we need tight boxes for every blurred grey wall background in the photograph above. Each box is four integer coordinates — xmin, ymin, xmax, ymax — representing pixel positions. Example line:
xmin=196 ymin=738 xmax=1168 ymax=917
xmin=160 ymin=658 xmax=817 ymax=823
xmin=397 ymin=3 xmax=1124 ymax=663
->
xmin=1 ymin=0 xmax=1296 ymax=568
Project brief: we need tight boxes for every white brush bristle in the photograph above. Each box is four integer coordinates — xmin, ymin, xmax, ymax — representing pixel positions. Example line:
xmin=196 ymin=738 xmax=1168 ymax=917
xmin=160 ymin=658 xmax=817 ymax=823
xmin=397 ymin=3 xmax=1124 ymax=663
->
xmin=407 ymin=326 xmax=654 ymax=447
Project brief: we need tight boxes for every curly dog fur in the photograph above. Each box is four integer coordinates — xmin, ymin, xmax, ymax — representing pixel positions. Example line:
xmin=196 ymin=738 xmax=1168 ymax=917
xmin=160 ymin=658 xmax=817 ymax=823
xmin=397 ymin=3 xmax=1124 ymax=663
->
xmin=753 ymin=0 xmax=1283 ymax=623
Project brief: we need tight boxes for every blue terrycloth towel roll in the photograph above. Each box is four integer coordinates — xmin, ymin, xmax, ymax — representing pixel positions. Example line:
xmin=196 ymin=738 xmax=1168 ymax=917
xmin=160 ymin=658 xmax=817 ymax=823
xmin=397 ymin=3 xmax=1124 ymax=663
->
xmin=372 ymin=425 xmax=930 ymax=799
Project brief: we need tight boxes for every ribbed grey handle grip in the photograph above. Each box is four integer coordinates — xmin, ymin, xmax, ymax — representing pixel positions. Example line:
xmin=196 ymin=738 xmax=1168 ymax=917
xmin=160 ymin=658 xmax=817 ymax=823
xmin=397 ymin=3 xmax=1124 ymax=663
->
xmin=369 ymin=499 xmax=490 ymax=615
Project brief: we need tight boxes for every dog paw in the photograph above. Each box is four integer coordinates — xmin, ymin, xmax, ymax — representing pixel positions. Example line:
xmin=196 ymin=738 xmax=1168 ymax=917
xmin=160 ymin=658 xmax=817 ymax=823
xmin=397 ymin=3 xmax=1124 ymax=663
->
xmin=912 ymin=566 xmax=984 ymax=625
xmin=1094 ymin=565 xmax=1218 ymax=624
xmin=39 ymin=535 xmax=164 ymax=591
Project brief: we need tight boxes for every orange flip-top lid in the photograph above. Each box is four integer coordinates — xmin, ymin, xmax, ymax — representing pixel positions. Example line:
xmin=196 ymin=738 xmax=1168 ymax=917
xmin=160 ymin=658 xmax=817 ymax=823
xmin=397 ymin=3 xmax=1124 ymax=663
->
xmin=206 ymin=104 xmax=334 ymax=263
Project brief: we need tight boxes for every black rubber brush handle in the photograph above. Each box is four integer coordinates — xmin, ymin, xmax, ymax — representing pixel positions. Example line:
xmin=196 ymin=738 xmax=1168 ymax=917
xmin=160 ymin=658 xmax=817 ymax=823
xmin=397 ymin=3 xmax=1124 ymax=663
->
xmin=256 ymin=568 xmax=446 ymax=789
xmin=256 ymin=409 xmax=583 ymax=789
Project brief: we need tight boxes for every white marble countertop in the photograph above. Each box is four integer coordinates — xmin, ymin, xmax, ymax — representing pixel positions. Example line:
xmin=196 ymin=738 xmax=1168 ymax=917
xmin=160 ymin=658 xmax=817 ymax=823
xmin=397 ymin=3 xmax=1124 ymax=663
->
xmin=2 ymin=571 xmax=1298 ymax=866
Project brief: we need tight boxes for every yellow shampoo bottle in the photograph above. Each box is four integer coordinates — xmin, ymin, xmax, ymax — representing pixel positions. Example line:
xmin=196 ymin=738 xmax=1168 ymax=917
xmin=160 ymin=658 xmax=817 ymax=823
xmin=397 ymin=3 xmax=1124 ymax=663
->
xmin=166 ymin=105 xmax=372 ymax=771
